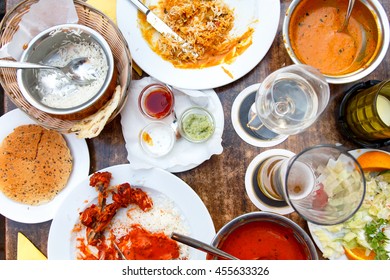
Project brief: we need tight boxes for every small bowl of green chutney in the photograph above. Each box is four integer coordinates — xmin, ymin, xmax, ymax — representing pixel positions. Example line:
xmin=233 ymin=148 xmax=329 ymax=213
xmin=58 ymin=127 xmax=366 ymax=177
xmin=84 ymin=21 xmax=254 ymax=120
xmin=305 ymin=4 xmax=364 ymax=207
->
xmin=179 ymin=107 xmax=215 ymax=143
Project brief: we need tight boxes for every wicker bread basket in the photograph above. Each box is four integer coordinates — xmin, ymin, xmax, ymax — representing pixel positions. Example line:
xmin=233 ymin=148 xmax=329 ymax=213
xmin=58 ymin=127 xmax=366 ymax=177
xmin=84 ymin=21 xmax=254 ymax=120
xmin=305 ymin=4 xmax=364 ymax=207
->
xmin=0 ymin=0 xmax=132 ymax=133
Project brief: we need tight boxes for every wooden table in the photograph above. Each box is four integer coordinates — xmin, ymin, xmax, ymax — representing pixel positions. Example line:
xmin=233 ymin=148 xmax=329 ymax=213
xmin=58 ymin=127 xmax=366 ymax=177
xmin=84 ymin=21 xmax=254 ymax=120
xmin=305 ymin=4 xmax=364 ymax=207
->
xmin=1 ymin=0 xmax=389 ymax=260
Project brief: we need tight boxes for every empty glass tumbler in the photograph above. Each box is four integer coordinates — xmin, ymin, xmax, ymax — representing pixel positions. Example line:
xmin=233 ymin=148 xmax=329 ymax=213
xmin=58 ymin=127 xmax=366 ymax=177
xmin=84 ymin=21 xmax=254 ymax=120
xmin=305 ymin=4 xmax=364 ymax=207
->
xmin=258 ymin=145 xmax=366 ymax=225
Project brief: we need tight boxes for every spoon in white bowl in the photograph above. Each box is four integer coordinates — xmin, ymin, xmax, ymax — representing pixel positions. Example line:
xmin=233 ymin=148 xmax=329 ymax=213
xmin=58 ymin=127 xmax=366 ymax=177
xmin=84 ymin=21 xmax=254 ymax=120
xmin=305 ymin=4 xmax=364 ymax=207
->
xmin=170 ymin=112 xmax=182 ymax=140
xmin=0 ymin=57 xmax=96 ymax=85
xmin=171 ymin=232 xmax=239 ymax=260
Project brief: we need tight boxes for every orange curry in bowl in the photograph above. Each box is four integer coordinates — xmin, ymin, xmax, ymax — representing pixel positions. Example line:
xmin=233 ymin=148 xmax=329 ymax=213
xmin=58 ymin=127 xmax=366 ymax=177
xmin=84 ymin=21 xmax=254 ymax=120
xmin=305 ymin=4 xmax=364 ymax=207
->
xmin=212 ymin=220 xmax=309 ymax=260
xmin=288 ymin=0 xmax=379 ymax=76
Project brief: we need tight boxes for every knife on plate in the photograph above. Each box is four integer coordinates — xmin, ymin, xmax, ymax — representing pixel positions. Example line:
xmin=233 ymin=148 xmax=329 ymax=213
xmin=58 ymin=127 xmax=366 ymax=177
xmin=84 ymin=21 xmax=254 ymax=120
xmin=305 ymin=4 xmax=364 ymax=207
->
xmin=129 ymin=0 xmax=185 ymax=43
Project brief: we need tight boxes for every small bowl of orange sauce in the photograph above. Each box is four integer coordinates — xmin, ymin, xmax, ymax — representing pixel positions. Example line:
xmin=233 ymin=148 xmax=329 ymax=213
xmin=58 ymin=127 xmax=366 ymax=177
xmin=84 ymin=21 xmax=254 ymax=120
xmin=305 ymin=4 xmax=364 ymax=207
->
xmin=138 ymin=83 xmax=175 ymax=120
xmin=209 ymin=212 xmax=318 ymax=260
xmin=283 ymin=0 xmax=389 ymax=84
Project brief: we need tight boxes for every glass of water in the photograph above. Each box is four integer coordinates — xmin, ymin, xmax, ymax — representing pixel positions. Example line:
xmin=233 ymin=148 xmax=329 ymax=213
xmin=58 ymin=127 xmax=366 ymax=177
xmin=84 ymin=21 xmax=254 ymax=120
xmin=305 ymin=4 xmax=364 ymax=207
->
xmin=274 ymin=145 xmax=366 ymax=225
xmin=249 ymin=65 xmax=330 ymax=138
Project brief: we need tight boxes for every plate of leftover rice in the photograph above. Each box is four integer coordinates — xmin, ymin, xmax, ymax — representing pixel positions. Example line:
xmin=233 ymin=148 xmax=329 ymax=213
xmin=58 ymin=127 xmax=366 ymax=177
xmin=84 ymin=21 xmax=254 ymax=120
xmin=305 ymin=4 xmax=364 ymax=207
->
xmin=48 ymin=164 xmax=215 ymax=260
xmin=117 ymin=0 xmax=280 ymax=89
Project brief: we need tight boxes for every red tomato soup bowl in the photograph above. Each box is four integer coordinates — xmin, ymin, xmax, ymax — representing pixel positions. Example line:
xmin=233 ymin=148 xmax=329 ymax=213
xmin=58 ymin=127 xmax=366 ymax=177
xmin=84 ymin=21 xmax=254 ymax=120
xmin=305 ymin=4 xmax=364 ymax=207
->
xmin=209 ymin=212 xmax=318 ymax=260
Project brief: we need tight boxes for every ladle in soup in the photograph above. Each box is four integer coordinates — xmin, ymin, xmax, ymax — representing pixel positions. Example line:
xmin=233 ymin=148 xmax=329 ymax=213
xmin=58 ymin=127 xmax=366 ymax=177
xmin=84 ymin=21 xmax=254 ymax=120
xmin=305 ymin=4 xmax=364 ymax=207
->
xmin=171 ymin=232 xmax=239 ymax=260
xmin=338 ymin=0 xmax=367 ymax=63
xmin=338 ymin=0 xmax=355 ymax=32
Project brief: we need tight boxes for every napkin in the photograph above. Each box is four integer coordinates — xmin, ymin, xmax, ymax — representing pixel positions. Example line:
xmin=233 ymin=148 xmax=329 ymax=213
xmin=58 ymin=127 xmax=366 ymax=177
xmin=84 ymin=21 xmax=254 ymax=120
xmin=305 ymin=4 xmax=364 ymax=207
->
xmin=0 ymin=0 xmax=78 ymax=60
xmin=17 ymin=232 xmax=47 ymax=260
xmin=121 ymin=77 xmax=224 ymax=172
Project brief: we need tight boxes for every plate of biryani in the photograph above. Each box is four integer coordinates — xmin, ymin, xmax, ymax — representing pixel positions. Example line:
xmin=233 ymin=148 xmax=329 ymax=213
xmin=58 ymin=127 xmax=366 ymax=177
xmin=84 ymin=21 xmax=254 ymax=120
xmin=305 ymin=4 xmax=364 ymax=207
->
xmin=0 ymin=109 xmax=89 ymax=224
xmin=117 ymin=0 xmax=280 ymax=89
xmin=308 ymin=149 xmax=390 ymax=260
xmin=47 ymin=164 xmax=215 ymax=260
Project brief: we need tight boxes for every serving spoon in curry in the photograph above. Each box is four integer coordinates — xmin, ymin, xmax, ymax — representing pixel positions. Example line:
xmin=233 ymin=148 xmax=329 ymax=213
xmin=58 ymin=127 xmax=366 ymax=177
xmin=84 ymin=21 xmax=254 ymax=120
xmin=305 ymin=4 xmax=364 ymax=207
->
xmin=0 ymin=57 xmax=96 ymax=85
xmin=338 ymin=0 xmax=355 ymax=32
xmin=338 ymin=0 xmax=367 ymax=62
xmin=171 ymin=232 xmax=239 ymax=260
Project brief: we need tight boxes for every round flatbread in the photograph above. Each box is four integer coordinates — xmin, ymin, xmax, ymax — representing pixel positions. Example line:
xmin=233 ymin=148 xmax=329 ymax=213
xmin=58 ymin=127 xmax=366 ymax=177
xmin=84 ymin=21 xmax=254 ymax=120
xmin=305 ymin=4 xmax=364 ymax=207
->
xmin=70 ymin=85 xmax=122 ymax=139
xmin=0 ymin=124 xmax=73 ymax=205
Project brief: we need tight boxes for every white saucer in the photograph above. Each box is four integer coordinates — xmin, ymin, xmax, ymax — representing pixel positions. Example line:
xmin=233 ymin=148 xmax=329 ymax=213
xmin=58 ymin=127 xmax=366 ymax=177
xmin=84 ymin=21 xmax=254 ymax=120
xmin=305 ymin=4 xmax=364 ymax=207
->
xmin=121 ymin=77 xmax=224 ymax=173
xmin=231 ymin=84 xmax=288 ymax=147
xmin=245 ymin=149 xmax=295 ymax=215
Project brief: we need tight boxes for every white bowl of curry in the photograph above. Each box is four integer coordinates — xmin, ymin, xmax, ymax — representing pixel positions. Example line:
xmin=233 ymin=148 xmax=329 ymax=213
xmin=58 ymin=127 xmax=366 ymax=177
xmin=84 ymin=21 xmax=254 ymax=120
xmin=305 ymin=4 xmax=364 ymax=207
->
xmin=283 ymin=0 xmax=389 ymax=84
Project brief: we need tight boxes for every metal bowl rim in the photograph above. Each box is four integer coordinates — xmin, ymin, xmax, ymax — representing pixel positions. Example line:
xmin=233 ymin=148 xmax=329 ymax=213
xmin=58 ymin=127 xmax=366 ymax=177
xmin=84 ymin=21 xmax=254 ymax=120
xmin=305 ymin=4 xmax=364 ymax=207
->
xmin=16 ymin=23 xmax=114 ymax=115
xmin=210 ymin=211 xmax=319 ymax=260
xmin=282 ymin=0 xmax=390 ymax=84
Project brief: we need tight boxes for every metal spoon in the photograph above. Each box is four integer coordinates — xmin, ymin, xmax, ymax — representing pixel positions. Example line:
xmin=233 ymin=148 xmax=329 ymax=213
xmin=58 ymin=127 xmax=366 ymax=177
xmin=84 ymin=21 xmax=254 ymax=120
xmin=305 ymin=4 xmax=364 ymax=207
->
xmin=112 ymin=242 xmax=127 ymax=260
xmin=337 ymin=0 xmax=367 ymax=66
xmin=171 ymin=232 xmax=239 ymax=260
xmin=170 ymin=112 xmax=182 ymax=140
xmin=338 ymin=0 xmax=355 ymax=32
xmin=0 ymin=57 xmax=96 ymax=85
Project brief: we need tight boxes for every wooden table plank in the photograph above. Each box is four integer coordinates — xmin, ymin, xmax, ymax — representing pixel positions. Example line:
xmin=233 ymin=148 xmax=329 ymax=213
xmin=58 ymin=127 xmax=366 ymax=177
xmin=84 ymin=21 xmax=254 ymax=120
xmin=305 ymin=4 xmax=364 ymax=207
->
xmin=1 ymin=0 xmax=390 ymax=260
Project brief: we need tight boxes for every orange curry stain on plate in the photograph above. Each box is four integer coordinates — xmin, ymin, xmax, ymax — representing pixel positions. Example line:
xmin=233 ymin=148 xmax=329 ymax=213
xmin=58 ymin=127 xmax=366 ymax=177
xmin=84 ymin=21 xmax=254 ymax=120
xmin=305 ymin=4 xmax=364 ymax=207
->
xmin=137 ymin=0 xmax=254 ymax=69
xmin=221 ymin=66 xmax=234 ymax=79
xmin=289 ymin=0 xmax=379 ymax=76
xmin=119 ymin=225 xmax=180 ymax=260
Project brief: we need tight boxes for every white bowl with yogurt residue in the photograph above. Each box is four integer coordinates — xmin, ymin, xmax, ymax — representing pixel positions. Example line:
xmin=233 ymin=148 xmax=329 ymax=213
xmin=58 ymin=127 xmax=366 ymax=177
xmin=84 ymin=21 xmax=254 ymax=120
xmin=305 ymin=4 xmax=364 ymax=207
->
xmin=139 ymin=122 xmax=176 ymax=158
xmin=17 ymin=24 xmax=114 ymax=117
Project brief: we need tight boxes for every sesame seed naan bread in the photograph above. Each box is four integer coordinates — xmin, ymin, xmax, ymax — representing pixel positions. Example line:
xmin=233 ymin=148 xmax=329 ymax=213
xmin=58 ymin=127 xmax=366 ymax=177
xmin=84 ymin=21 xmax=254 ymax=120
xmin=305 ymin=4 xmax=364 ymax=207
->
xmin=0 ymin=124 xmax=72 ymax=205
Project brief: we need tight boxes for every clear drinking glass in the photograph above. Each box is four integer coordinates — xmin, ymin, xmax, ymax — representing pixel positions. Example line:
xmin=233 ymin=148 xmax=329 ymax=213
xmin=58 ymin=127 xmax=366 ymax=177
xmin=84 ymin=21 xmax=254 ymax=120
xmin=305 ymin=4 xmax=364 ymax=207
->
xmin=272 ymin=145 xmax=366 ymax=225
xmin=248 ymin=65 xmax=330 ymax=138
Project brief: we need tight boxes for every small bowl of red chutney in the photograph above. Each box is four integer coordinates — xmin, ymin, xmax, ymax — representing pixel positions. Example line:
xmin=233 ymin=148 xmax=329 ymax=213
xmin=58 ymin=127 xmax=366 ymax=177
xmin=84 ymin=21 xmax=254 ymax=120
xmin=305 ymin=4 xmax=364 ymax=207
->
xmin=208 ymin=211 xmax=318 ymax=260
xmin=138 ymin=83 xmax=175 ymax=120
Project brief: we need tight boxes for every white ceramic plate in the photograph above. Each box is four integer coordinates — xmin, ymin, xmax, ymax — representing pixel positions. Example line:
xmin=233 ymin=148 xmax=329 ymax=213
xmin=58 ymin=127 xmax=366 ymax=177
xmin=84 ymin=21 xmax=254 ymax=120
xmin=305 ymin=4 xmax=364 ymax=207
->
xmin=0 ymin=109 xmax=90 ymax=223
xmin=47 ymin=164 xmax=215 ymax=259
xmin=308 ymin=148 xmax=390 ymax=260
xmin=117 ymin=0 xmax=280 ymax=89
xmin=307 ymin=222 xmax=347 ymax=260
